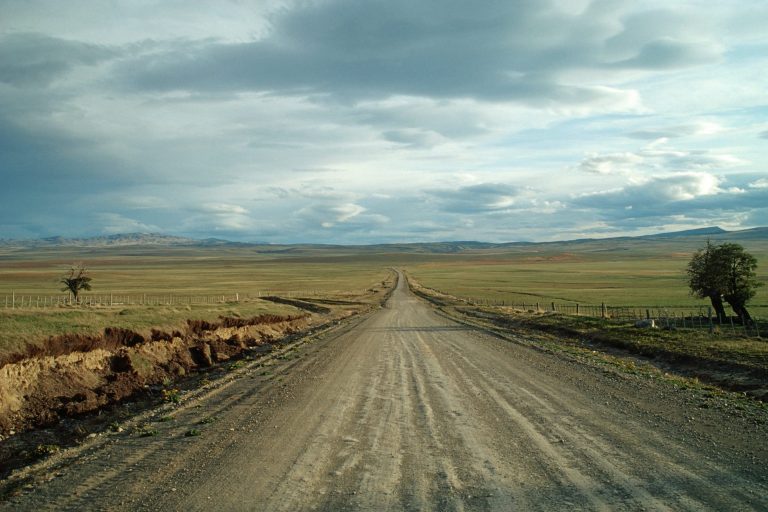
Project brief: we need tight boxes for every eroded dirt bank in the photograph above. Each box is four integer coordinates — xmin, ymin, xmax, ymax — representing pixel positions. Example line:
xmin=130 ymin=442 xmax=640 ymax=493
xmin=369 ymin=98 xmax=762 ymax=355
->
xmin=0 ymin=314 xmax=309 ymax=435
xmin=0 ymin=288 xmax=392 ymax=441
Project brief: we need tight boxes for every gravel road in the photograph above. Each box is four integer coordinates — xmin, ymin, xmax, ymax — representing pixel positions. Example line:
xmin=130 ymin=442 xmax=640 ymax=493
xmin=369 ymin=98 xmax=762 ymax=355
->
xmin=3 ymin=272 xmax=767 ymax=511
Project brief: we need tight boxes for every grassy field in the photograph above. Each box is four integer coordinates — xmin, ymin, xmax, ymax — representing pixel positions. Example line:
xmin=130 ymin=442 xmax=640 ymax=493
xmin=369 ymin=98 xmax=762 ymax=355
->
xmin=0 ymin=246 xmax=393 ymax=355
xmin=404 ymin=238 xmax=768 ymax=319
xmin=0 ymin=246 xmax=391 ymax=297
xmin=1 ymin=235 xmax=766 ymax=356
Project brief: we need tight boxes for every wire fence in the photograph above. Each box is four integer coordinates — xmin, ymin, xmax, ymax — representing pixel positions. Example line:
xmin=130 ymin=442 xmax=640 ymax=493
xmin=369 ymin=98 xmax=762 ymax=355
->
xmin=0 ymin=289 xmax=368 ymax=309
xmin=1 ymin=293 xmax=242 ymax=308
xmin=458 ymin=296 xmax=766 ymax=338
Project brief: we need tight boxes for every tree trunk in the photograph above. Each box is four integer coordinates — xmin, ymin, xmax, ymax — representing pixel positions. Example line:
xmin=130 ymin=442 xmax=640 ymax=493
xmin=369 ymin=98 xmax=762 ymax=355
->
xmin=726 ymin=298 xmax=753 ymax=325
xmin=708 ymin=294 xmax=727 ymax=323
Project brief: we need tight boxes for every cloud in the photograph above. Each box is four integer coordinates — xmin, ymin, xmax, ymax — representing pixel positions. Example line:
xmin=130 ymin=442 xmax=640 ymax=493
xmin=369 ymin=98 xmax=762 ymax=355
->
xmin=576 ymin=140 xmax=745 ymax=175
xmin=113 ymin=0 xmax=719 ymax=108
xmin=198 ymin=203 xmax=249 ymax=215
xmin=0 ymin=1 xmax=765 ymax=243
xmin=98 ymin=213 xmax=160 ymax=235
xmin=627 ymin=121 xmax=724 ymax=140
xmin=427 ymin=183 xmax=522 ymax=213
xmin=297 ymin=203 xmax=366 ymax=228
xmin=571 ymin=172 xmax=768 ymax=228
xmin=609 ymin=38 xmax=722 ymax=69
xmin=382 ymin=128 xmax=447 ymax=149
xmin=578 ymin=152 xmax=645 ymax=175
xmin=0 ymin=33 xmax=115 ymax=87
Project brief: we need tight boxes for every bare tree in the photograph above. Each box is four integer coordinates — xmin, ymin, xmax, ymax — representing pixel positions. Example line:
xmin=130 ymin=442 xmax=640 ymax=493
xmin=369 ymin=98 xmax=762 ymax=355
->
xmin=61 ymin=263 xmax=92 ymax=303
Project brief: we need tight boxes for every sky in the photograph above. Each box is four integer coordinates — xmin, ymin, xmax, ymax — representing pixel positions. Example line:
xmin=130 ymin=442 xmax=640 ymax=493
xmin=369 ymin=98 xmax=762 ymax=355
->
xmin=0 ymin=0 xmax=766 ymax=244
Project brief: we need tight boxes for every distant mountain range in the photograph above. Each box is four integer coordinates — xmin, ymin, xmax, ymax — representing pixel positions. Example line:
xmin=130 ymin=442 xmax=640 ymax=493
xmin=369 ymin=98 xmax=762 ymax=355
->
xmin=1 ymin=226 xmax=766 ymax=252
xmin=0 ymin=233 xmax=250 ymax=248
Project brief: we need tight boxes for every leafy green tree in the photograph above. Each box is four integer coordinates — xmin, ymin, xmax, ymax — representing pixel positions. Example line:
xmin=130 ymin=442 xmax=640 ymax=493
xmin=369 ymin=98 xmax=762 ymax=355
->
xmin=687 ymin=241 xmax=761 ymax=324
xmin=687 ymin=241 xmax=728 ymax=323
xmin=61 ymin=263 xmax=92 ymax=302
xmin=715 ymin=243 xmax=761 ymax=324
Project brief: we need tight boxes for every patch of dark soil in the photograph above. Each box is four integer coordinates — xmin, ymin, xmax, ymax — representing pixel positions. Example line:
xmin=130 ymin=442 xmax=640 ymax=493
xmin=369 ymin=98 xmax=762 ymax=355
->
xmin=297 ymin=298 xmax=364 ymax=306
xmin=261 ymin=296 xmax=332 ymax=314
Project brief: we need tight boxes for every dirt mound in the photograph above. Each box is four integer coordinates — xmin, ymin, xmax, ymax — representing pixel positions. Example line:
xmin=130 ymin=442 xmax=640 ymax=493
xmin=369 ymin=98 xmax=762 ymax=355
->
xmin=0 ymin=315 xmax=311 ymax=435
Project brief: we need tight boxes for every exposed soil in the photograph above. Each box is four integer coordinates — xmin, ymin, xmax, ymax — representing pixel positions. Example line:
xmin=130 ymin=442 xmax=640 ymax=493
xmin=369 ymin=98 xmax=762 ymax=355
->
xmin=0 ymin=312 xmax=315 ymax=436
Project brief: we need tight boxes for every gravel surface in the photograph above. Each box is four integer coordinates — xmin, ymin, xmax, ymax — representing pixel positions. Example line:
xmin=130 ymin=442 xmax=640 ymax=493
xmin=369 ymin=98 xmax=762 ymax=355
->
xmin=2 ymin=272 xmax=767 ymax=511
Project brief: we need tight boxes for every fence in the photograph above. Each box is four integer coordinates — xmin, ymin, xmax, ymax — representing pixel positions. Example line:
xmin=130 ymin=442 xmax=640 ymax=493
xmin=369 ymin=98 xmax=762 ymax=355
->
xmin=0 ymin=289 xmax=367 ymax=309
xmin=459 ymin=296 xmax=766 ymax=337
xmin=1 ymin=293 xmax=241 ymax=309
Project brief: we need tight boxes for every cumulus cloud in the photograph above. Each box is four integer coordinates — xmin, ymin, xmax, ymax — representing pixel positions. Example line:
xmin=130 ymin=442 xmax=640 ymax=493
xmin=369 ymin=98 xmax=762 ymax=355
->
xmin=571 ymin=172 xmax=768 ymax=229
xmin=576 ymin=140 xmax=745 ymax=175
xmin=578 ymin=152 xmax=645 ymax=175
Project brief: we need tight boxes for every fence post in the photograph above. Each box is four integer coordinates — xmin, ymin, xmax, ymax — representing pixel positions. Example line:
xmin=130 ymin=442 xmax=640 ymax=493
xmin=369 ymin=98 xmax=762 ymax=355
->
xmin=551 ymin=302 xmax=556 ymax=312
xmin=708 ymin=306 xmax=714 ymax=334
xmin=601 ymin=302 xmax=606 ymax=318
xmin=11 ymin=291 xmax=14 ymax=309
xmin=576 ymin=303 xmax=580 ymax=315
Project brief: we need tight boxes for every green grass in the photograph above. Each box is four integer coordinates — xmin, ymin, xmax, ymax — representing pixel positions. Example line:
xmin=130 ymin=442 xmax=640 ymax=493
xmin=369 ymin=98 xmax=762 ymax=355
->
xmin=498 ymin=311 xmax=768 ymax=370
xmin=0 ymin=300 xmax=298 ymax=355
xmin=0 ymin=246 xmax=393 ymax=357
xmin=405 ymin=239 xmax=768 ymax=318
xmin=0 ymin=246 xmax=391 ymax=297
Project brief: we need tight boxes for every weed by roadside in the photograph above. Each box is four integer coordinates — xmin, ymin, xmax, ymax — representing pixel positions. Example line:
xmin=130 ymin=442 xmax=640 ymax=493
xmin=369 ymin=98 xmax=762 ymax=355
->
xmin=162 ymin=388 xmax=181 ymax=404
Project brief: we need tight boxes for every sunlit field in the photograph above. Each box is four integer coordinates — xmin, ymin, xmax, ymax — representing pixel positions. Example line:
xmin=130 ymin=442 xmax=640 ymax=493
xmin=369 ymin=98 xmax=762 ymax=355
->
xmin=0 ymin=245 xmax=393 ymax=354
xmin=404 ymin=238 xmax=768 ymax=317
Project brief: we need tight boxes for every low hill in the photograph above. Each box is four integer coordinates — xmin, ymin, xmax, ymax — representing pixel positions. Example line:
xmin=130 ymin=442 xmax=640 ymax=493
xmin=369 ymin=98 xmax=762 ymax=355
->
xmin=1 ymin=227 xmax=766 ymax=253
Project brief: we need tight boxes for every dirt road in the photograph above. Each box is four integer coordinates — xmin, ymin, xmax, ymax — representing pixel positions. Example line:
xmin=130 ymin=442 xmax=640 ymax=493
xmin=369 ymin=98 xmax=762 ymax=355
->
xmin=3 ymin=273 xmax=767 ymax=510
